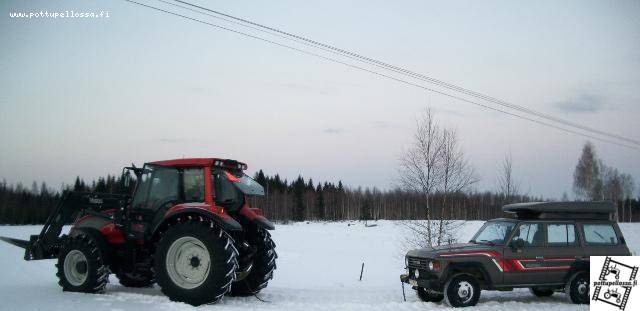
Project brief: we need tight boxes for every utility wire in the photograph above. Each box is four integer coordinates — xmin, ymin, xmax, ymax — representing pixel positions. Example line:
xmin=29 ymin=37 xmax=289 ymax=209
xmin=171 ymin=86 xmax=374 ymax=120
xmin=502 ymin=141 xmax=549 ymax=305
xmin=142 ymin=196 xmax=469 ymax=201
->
xmin=169 ymin=0 xmax=640 ymax=147
xmin=123 ymin=0 xmax=639 ymax=150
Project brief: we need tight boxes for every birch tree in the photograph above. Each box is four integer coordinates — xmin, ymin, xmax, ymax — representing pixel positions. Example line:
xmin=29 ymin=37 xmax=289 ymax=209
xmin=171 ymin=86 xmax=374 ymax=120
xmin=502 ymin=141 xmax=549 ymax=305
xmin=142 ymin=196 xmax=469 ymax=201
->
xmin=399 ymin=108 xmax=476 ymax=248
xmin=497 ymin=151 xmax=520 ymax=203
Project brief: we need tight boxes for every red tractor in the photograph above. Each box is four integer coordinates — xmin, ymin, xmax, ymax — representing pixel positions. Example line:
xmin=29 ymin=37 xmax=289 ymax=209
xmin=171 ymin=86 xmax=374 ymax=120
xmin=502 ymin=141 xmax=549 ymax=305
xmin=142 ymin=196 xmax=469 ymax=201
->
xmin=0 ymin=158 xmax=277 ymax=306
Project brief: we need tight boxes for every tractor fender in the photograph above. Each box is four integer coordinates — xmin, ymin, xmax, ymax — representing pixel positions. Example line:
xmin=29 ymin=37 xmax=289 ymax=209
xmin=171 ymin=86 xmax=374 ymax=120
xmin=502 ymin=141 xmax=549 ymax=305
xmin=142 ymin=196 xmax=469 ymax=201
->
xmin=238 ymin=205 xmax=275 ymax=230
xmin=73 ymin=214 xmax=125 ymax=245
xmin=153 ymin=205 xmax=243 ymax=236
xmin=68 ymin=227 xmax=112 ymax=265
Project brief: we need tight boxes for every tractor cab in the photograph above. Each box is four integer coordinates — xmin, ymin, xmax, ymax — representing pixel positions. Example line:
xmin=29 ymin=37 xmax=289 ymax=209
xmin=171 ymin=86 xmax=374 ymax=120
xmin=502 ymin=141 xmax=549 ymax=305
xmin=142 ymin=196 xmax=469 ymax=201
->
xmin=121 ymin=158 xmax=271 ymax=236
xmin=127 ymin=158 xmax=264 ymax=211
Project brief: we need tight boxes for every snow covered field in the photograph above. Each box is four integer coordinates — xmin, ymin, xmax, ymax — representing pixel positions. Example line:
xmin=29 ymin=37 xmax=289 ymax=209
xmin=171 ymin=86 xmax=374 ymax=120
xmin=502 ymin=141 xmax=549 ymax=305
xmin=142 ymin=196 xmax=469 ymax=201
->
xmin=1 ymin=221 xmax=638 ymax=310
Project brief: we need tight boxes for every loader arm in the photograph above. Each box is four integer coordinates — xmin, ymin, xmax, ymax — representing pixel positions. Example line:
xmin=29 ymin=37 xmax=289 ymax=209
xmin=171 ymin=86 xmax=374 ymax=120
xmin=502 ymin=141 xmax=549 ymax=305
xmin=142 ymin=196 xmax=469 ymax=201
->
xmin=0 ymin=191 xmax=128 ymax=260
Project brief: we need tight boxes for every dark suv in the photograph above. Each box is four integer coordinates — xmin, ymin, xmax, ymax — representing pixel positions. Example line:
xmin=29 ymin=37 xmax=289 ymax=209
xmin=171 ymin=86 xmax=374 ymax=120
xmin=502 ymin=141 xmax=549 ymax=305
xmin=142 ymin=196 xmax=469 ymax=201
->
xmin=400 ymin=202 xmax=631 ymax=307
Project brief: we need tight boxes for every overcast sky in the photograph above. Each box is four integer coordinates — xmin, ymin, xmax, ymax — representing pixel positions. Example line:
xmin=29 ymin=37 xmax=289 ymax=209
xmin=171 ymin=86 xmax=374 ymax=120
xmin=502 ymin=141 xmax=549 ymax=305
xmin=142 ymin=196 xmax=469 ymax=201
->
xmin=1 ymin=0 xmax=639 ymax=198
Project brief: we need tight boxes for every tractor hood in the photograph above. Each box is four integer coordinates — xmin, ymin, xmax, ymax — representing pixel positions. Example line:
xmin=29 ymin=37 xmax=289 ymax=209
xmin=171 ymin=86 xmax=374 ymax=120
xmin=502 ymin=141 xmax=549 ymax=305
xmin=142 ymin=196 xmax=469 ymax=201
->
xmin=406 ymin=243 xmax=496 ymax=259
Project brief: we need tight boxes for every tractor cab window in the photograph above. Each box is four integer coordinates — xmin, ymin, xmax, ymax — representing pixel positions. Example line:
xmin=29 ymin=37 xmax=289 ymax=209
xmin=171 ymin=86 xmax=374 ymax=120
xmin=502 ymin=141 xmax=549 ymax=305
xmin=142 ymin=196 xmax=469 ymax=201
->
xmin=131 ymin=165 xmax=179 ymax=210
xmin=213 ymin=169 xmax=243 ymax=211
xmin=183 ymin=168 xmax=205 ymax=202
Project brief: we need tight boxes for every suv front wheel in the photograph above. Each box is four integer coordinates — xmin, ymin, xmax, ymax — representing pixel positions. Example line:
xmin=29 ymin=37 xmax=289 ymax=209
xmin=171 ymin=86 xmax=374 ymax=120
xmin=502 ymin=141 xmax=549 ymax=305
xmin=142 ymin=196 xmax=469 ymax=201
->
xmin=444 ymin=274 xmax=481 ymax=307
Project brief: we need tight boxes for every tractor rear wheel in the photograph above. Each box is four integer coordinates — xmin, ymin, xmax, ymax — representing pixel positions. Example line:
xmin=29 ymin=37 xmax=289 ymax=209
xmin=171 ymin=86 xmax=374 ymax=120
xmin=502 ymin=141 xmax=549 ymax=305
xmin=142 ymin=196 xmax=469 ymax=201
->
xmin=229 ymin=228 xmax=277 ymax=296
xmin=154 ymin=220 xmax=238 ymax=306
xmin=56 ymin=234 xmax=109 ymax=293
xmin=115 ymin=270 xmax=155 ymax=288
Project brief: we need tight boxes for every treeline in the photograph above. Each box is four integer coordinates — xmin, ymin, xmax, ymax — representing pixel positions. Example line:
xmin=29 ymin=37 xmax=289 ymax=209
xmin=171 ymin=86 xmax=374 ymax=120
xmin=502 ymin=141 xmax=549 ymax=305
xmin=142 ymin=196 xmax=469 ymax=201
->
xmin=0 ymin=175 xmax=133 ymax=225
xmin=2 ymin=171 xmax=639 ymax=225
xmin=248 ymin=171 xmax=640 ymax=222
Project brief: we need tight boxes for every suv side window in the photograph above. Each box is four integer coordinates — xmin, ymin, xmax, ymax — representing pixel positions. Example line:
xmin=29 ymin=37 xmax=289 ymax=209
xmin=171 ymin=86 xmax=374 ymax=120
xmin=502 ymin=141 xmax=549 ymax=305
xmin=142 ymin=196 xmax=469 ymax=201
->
xmin=511 ymin=223 xmax=544 ymax=247
xmin=547 ymin=223 xmax=576 ymax=246
xmin=183 ymin=168 xmax=205 ymax=202
xmin=583 ymin=224 xmax=618 ymax=245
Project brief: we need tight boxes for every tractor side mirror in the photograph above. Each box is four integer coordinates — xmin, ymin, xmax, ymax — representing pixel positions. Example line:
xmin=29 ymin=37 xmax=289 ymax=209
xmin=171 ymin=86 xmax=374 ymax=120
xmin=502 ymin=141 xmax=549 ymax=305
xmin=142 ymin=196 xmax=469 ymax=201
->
xmin=123 ymin=173 xmax=131 ymax=188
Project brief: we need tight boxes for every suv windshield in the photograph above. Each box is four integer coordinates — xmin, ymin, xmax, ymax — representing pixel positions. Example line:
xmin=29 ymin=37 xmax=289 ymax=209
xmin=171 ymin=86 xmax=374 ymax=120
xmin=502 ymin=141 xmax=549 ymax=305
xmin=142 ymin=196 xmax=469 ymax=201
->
xmin=471 ymin=221 xmax=516 ymax=245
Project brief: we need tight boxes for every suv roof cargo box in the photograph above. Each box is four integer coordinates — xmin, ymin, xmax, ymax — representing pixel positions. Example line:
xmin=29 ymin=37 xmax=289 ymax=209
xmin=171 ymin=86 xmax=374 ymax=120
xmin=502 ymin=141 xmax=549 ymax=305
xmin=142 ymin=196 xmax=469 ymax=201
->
xmin=502 ymin=201 xmax=615 ymax=220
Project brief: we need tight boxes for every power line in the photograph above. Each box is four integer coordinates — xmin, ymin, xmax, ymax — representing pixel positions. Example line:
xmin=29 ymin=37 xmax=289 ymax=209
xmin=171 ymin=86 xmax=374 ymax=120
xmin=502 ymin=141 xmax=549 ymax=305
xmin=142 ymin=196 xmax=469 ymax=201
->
xmin=123 ymin=0 xmax=639 ymax=150
xmin=169 ymin=0 xmax=640 ymax=147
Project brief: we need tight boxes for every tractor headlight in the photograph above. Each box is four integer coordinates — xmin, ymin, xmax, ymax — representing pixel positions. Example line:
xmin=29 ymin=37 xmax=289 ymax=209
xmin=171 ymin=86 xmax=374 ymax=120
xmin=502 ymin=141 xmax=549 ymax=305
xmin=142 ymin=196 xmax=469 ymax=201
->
xmin=414 ymin=269 xmax=420 ymax=278
xmin=428 ymin=260 xmax=434 ymax=270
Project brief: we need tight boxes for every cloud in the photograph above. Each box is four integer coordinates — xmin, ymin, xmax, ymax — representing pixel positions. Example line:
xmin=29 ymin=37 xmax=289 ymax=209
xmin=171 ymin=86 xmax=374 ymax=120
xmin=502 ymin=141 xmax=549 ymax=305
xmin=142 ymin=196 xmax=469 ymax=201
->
xmin=554 ymin=93 xmax=605 ymax=113
xmin=323 ymin=128 xmax=346 ymax=134
xmin=158 ymin=137 xmax=186 ymax=143
xmin=276 ymin=82 xmax=334 ymax=95
xmin=373 ymin=121 xmax=392 ymax=129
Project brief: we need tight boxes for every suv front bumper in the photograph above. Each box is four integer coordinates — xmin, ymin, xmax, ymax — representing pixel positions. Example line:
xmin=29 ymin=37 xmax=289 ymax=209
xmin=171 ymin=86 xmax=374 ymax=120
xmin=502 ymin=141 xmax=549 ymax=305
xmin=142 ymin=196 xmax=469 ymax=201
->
xmin=400 ymin=273 xmax=439 ymax=289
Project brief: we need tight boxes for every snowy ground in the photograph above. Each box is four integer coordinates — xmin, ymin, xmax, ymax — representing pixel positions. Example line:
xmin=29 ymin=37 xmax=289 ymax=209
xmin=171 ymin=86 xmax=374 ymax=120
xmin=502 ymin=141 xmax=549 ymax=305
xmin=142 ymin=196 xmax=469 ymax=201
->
xmin=1 ymin=221 xmax=638 ymax=310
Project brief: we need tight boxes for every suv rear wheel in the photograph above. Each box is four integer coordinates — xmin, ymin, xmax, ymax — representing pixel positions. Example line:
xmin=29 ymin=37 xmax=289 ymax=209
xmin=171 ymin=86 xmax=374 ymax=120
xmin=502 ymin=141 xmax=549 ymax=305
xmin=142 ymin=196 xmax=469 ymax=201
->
xmin=565 ymin=271 xmax=589 ymax=304
xmin=444 ymin=274 xmax=481 ymax=307
xmin=529 ymin=287 xmax=554 ymax=297
xmin=417 ymin=288 xmax=444 ymax=302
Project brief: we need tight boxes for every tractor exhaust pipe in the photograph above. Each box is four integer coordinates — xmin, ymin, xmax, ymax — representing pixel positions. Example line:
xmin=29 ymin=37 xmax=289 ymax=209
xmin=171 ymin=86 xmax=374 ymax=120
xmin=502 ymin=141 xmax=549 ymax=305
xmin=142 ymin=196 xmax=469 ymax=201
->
xmin=0 ymin=236 xmax=30 ymax=249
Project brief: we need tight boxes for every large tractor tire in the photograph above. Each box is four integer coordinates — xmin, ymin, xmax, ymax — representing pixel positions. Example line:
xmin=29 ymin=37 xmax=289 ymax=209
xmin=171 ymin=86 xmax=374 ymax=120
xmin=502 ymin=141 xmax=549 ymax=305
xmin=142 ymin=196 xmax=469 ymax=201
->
xmin=115 ymin=270 xmax=155 ymax=288
xmin=229 ymin=228 xmax=277 ymax=296
xmin=56 ymin=234 xmax=109 ymax=293
xmin=154 ymin=219 xmax=238 ymax=306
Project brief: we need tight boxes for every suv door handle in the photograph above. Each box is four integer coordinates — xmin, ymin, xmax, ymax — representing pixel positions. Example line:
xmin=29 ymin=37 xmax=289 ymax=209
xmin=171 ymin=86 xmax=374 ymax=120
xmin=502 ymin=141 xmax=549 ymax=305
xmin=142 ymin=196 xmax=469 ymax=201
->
xmin=535 ymin=256 xmax=544 ymax=260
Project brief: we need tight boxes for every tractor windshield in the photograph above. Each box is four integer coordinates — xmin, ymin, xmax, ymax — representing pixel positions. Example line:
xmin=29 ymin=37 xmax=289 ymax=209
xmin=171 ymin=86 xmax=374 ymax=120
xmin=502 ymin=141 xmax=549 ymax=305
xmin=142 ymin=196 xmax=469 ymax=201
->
xmin=213 ymin=169 xmax=264 ymax=211
xmin=225 ymin=171 xmax=265 ymax=196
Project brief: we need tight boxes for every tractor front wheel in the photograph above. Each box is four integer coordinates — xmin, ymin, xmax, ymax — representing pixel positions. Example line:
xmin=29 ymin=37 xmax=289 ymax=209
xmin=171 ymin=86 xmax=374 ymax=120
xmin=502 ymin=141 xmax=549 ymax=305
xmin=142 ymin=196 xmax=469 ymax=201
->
xmin=56 ymin=234 xmax=109 ymax=293
xmin=154 ymin=220 xmax=238 ymax=306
